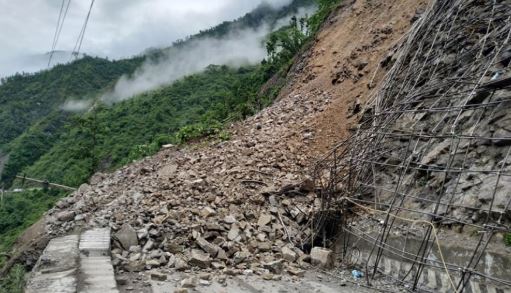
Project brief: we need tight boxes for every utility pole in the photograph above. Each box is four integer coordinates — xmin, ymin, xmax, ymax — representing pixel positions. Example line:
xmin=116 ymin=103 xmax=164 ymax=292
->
xmin=1 ymin=182 xmax=4 ymax=207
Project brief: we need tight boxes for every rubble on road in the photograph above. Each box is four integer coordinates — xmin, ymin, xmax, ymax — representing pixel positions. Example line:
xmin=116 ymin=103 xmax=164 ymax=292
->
xmin=43 ymin=90 xmax=334 ymax=278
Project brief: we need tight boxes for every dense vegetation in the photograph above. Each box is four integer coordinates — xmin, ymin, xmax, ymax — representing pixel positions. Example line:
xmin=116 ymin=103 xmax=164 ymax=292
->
xmin=0 ymin=57 xmax=144 ymax=149
xmin=171 ymin=0 xmax=314 ymax=47
xmin=0 ymin=264 xmax=24 ymax=293
xmin=24 ymin=64 xmax=270 ymax=186
xmin=0 ymin=189 xmax=65 ymax=266
xmin=0 ymin=57 xmax=144 ymax=185
xmin=0 ymin=0 xmax=342 ymax=289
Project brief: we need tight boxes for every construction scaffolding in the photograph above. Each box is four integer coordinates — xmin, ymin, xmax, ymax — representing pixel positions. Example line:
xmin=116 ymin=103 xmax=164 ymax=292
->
xmin=310 ymin=0 xmax=511 ymax=291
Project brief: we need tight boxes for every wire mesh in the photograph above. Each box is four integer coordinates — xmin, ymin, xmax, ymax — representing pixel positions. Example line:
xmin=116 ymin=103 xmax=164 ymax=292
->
xmin=308 ymin=0 xmax=511 ymax=291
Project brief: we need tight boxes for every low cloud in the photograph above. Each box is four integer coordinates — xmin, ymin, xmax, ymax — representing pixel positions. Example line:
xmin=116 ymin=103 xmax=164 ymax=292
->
xmin=101 ymin=4 xmax=316 ymax=103
xmin=0 ymin=0 xmax=295 ymax=77
xmin=61 ymin=99 xmax=92 ymax=112
xmin=101 ymin=27 xmax=268 ymax=103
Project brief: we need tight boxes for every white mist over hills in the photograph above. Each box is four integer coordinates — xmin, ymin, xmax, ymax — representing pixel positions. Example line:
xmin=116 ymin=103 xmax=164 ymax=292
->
xmin=101 ymin=27 xmax=269 ymax=104
xmin=100 ymin=5 xmax=316 ymax=104
xmin=0 ymin=0 xmax=295 ymax=78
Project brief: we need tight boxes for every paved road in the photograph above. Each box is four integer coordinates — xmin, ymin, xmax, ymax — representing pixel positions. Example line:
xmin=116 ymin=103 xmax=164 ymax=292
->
xmin=142 ymin=271 xmax=378 ymax=293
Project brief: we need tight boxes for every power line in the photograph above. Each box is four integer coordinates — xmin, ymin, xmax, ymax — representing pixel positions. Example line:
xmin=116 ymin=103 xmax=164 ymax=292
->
xmin=48 ymin=0 xmax=72 ymax=67
xmin=71 ymin=0 xmax=95 ymax=60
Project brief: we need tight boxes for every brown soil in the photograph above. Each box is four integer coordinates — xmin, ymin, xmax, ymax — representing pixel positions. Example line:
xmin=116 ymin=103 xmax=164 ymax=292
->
xmin=282 ymin=0 xmax=427 ymax=157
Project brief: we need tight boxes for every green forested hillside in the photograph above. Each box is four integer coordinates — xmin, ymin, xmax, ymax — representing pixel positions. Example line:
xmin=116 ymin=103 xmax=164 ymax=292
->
xmin=0 ymin=57 xmax=144 ymax=185
xmin=0 ymin=0 xmax=344 ymax=188
xmin=24 ymin=65 xmax=268 ymax=187
xmin=0 ymin=57 xmax=144 ymax=149
xmin=21 ymin=9 xmax=324 ymax=188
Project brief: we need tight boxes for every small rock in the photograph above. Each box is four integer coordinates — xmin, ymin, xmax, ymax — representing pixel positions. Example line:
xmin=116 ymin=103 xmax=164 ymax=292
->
xmin=143 ymin=239 xmax=154 ymax=252
xmin=145 ymin=259 xmax=161 ymax=267
xmin=233 ymin=251 xmax=250 ymax=264
xmin=257 ymin=214 xmax=272 ymax=227
xmin=189 ymin=249 xmax=211 ymax=268
xmin=224 ymin=215 xmax=237 ymax=224
xmin=262 ymin=273 xmax=274 ymax=280
xmin=74 ymin=214 xmax=85 ymax=221
xmin=256 ymin=233 xmax=266 ymax=242
xmin=257 ymin=242 xmax=272 ymax=252
xmin=282 ymin=247 xmax=297 ymax=262
xmin=175 ymin=257 xmax=189 ymax=271
xmin=287 ymin=267 xmax=305 ymax=277
xmin=227 ymin=224 xmax=241 ymax=241
xmin=56 ymin=200 xmax=70 ymax=209
xmin=174 ymin=288 xmax=188 ymax=293
xmin=263 ymin=259 xmax=284 ymax=274
xmin=196 ymin=237 xmax=220 ymax=257
xmin=129 ymin=253 xmax=141 ymax=262
xmin=116 ymin=276 xmax=129 ymax=285
xmin=180 ymin=277 xmax=197 ymax=288
xmin=200 ymin=207 xmax=216 ymax=218
xmin=211 ymin=261 xmax=226 ymax=269
xmin=56 ymin=211 xmax=75 ymax=222
xmin=150 ymin=272 xmax=167 ymax=281
xmin=199 ymin=279 xmax=211 ymax=286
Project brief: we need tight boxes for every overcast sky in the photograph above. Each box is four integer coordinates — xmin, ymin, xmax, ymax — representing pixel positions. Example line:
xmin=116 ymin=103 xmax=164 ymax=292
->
xmin=0 ymin=0 xmax=292 ymax=77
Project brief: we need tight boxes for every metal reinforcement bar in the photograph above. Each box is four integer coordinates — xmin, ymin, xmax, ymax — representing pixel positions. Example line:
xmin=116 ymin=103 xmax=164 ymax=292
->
xmin=302 ymin=0 xmax=511 ymax=292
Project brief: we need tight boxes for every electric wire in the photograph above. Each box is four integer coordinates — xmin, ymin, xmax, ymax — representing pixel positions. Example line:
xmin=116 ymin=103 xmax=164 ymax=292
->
xmin=71 ymin=0 xmax=95 ymax=60
xmin=48 ymin=0 xmax=72 ymax=67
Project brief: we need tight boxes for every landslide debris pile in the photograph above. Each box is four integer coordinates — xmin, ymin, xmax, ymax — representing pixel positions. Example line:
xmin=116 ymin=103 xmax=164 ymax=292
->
xmin=314 ymin=0 xmax=511 ymax=290
xmin=45 ymin=90 xmax=334 ymax=277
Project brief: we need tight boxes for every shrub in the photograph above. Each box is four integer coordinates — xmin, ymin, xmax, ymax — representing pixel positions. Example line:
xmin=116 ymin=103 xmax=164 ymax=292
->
xmin=505 ymin=233 xmax=511 ymax=247
xmin=0 ymin=264 xmax=25 ymax=293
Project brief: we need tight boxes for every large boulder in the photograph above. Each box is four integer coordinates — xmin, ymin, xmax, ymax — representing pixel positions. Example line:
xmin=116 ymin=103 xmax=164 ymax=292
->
xmin=310 ymin=247 xmax=334 ymax=269
xmin=115 ymin=224 xmax=139 ymax=250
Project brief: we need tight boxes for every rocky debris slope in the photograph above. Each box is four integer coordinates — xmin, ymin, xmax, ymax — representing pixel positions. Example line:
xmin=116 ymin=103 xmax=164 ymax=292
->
xmin=45 ymin=90 xmax=335 ymax=280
